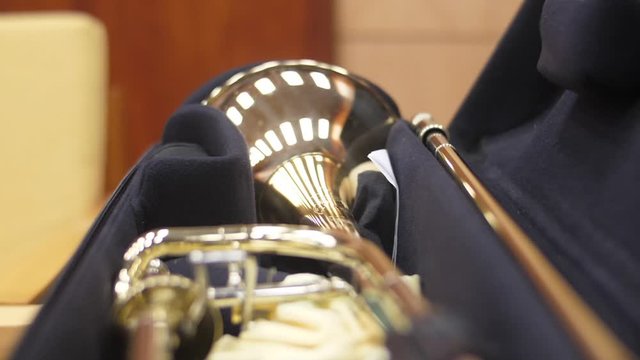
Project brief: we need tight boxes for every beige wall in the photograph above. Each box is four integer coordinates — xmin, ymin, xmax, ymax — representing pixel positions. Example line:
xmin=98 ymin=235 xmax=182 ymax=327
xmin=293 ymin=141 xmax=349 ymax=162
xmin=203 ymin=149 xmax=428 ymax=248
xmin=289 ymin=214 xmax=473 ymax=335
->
xmin=0 ymin=13 xmax=106 ymax=304
xmin=335 ymin=0 xmax=522 ymax=125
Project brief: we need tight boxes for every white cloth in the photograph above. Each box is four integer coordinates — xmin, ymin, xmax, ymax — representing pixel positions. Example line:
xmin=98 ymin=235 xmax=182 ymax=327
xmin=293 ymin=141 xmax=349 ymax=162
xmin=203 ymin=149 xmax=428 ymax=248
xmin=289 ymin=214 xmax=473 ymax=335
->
xmin=209 ymin=274 xmax=389 ymax=360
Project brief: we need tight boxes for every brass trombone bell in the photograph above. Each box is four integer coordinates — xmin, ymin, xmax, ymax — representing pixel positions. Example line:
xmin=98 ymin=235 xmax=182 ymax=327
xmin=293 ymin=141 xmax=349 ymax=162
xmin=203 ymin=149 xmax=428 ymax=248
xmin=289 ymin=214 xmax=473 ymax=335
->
xmin=202 ymin=60 xmax=399 ymax=233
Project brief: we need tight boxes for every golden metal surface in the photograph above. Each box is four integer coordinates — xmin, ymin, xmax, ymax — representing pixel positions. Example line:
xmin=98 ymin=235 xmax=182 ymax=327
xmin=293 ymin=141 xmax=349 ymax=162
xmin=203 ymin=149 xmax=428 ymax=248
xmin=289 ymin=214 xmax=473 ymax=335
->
xmin=203 ymin=60 xmax=399 ymax=233
xmin=413 ymin=115 xmax=635 ymax=360
xmin=113 ymin=225 xmax=431 ymax=358
xmin=118 ymin=274 xmax=206 ymax=360
xmin=115 ymin=225 xmax=428 ymax=328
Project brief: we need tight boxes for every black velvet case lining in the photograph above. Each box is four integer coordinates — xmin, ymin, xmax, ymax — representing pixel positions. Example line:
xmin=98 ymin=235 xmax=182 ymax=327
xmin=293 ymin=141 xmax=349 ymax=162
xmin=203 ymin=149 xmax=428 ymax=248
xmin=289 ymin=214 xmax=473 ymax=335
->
xmin=12 ymin=106 xmax=258 ymax=359
xmin=387 ymin=122 xmax=581 ymax=360
xmin=538 ymin=0 xmax=640 ymax=94
xmin=448 ymin=0 xmax=640 ymax=355
xmin=351 ymin=171 xmax=397 ymax=255
xmin=470 ymin=92 xmax=640 ymax=350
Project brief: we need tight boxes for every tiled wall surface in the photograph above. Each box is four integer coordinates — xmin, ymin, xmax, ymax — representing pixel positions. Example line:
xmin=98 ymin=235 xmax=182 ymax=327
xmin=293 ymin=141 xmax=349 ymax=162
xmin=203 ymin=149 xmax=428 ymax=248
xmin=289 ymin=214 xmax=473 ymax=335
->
xmin=335 ymin=1 xmax=522 ymax=125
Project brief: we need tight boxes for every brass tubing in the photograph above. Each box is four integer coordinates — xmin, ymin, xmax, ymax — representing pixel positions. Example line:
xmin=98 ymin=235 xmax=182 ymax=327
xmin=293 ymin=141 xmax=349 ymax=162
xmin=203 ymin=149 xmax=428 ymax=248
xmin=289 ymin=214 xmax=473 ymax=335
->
xmin=203 ymin=60 xmax=399 ymax=236
xmin=130 ymin=311 xmax=172 ymax=360
xmin=115 ymin=225 xmax=430 ymax=333
xmin=415 ymin=119 xmax=634 ymax=360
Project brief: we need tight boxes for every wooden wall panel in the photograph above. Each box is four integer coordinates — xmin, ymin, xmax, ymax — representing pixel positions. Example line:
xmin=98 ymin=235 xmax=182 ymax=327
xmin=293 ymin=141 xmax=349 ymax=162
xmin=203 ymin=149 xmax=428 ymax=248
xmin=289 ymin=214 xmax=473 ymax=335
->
xmin=335 ymin=0 xmax=520 ymax=125
xmin=1 ymin=1 xmax=334 ymax=191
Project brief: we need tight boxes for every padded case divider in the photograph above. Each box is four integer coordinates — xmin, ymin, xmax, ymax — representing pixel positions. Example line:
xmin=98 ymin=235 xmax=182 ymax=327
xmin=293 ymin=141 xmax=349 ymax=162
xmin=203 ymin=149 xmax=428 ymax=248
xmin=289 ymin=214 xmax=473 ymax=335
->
xmin=12 ymin=106 xmax=257 ymax=359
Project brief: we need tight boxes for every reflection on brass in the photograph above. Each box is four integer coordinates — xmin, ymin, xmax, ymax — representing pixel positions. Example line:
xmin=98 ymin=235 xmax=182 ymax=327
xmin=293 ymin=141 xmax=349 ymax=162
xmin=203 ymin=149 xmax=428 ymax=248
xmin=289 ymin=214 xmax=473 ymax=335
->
xmin=114 ymin=225 xmax=430 ymax=358
xmin=411 ymin=113 xmax=635 ymax=360
xmin=203 ymin=60 xmax=398 ymax=233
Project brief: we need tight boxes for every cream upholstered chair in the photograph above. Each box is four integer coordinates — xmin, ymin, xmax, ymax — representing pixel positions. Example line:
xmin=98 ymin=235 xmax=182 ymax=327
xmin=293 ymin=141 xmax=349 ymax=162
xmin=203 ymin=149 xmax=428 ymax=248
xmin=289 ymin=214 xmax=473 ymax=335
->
xmin=0 ymin=12 xmax=106 ymax=356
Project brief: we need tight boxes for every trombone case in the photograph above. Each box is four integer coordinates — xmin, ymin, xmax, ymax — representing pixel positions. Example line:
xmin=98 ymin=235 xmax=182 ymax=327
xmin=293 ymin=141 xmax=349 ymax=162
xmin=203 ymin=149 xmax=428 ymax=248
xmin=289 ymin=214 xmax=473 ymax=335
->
xmin=12 ymin=0 xmax=640 ymax=358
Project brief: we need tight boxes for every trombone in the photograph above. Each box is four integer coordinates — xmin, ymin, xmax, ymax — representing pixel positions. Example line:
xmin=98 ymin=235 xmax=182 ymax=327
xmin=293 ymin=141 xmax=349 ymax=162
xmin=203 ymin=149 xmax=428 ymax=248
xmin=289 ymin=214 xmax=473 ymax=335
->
xmin=112 ymin=60 xmax=633 ymax=359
